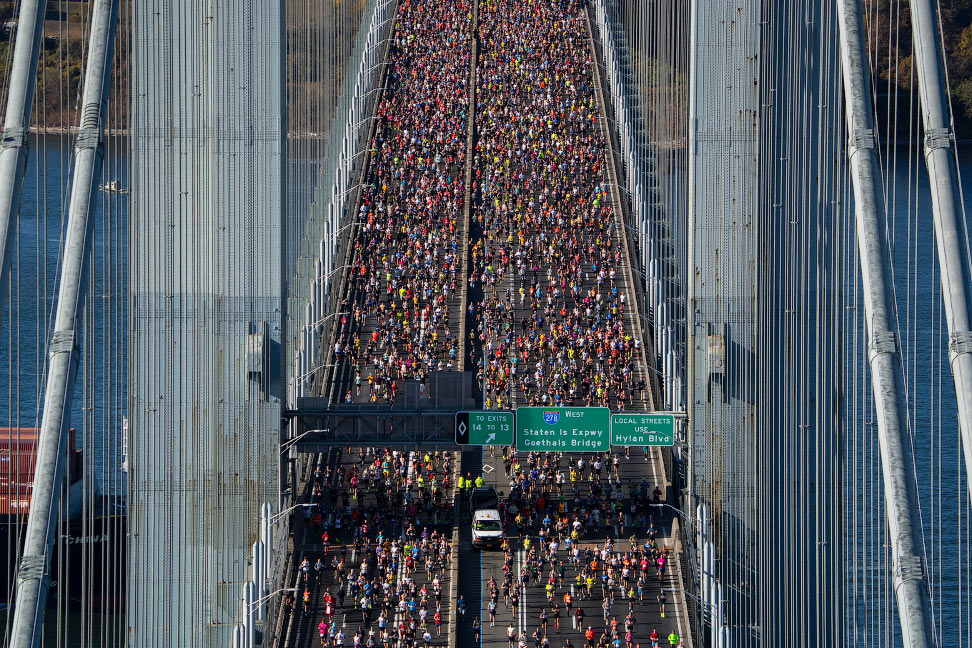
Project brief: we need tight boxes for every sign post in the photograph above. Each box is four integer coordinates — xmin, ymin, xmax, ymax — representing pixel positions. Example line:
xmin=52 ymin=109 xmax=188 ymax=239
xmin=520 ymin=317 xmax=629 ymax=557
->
xmin=610 ymin=413 xmax=676 ymax=446
xmin=455 ymin=411 xmax=515 ymax=446
xmin=515 ymin=407 xmax=611 ymax=452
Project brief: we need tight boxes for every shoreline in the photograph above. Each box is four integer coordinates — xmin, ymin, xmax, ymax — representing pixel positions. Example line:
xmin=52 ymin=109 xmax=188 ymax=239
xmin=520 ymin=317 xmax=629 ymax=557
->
xmin=29 ymin=127 xmax=332 ymax=140
xmin=27 ymin=127 xmax=972 ymax=148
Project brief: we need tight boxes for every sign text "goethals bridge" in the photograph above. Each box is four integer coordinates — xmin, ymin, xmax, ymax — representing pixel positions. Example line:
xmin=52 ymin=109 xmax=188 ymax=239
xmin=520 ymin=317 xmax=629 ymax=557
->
xmin=515 ymin=407 xmax=611 ymax=452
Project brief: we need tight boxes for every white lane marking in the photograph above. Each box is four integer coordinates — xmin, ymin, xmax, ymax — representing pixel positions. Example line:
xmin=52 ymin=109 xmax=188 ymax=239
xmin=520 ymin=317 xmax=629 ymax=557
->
xmin=670 ymin=567 xmax=686 ymax=646
xmin=391 ymin=451 xmax=415 ymax=636
xmin=479 ymin=445 xmax=485 ymax=648
xmin=478 ymin=545 xmax=484 ymax=646
xmin=393 ymin=548 xmax=405 ymax=630
xmin=648 ymin=446 xmax=659 ymax=499
xmin=516 ymin=547 xmax=525 ymax=636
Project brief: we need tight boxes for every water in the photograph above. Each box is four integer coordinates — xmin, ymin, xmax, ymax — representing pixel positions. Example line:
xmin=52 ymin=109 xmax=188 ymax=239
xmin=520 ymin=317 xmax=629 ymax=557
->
xmin=887 ymin=145 xmax=972 ymax=643
xmin=0 ymin=135 xmax=128 ymax=496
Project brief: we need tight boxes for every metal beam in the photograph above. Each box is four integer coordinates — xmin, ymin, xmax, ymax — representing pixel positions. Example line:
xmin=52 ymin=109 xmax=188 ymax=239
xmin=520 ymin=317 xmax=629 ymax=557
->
xmin=908 ymin=0 xmax=972 ymax=506
xmin=9 ymin=2 xmax=117 ymax=646
xmin=0 ymin=0 xmax=48 ymax=297
xmin=288 ymin=407 xmax=461 ymax=449
xmin=836 ymin=0 xmax=935 ymax=643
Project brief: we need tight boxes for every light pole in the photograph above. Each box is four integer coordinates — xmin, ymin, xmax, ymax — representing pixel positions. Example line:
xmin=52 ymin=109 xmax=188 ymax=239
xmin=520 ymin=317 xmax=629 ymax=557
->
xmin=281 ymin=429 xmax=325 ymax=455
xmin=649 ymin=502 xmax=694 ymax=524
xmin=349 ymin=143 xmax=378 ymax=159
xmin=363 ymin=60 xmax=391 ymax=76
xmin=662 ymin=586 xmax=722 ymax=639
xmin=649 ymin=502 xmax=708 ymax=529
xmin=323 ymin=265 xmax=353 ymax=284
xmin=337 ymin=182 xmax=375 ymax=203
xmin=601 ymin=181 xmax=631 ymax=196
xmin=247 ymin=587 xmax=298 ymax=614
xmin=314 ymin=310 xmax=349 ymax=331
xmin=295 ymin=362 xmax=333 ymax=385
xmin=268 ymin=502 xmax=316 ymax=527
xmin=350 ymin=117 xmax=382 ymax=136
xmin=340 ymin=145 xmax=379 ymax=179
xmin=236 ymin=587 xmax=300 ymax=648
xmin=360 ymin=83 xmax=389 ymax=100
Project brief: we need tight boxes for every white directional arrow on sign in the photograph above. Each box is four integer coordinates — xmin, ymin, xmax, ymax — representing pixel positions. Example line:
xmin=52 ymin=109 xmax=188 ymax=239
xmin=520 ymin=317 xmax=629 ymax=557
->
xmin=485 ymin=432 xmax=495 ymax=444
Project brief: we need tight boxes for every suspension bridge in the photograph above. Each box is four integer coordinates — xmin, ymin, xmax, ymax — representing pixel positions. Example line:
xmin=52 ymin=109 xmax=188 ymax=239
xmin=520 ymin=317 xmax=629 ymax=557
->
xmin=0 ymin=0 xmax=971 ymax=646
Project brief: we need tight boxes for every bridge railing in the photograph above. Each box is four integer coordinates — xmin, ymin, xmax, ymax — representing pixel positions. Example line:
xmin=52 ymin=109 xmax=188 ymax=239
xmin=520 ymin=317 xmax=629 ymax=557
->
xmin=286 ymin=0 xmax=398 ymax=407
xmin=589 ymin=0 xmax=687 ymax=419
xmin=270 ymin=1 xmax=397 ymax=643
xmin=585 ymin=1 xmax=661 ymax=413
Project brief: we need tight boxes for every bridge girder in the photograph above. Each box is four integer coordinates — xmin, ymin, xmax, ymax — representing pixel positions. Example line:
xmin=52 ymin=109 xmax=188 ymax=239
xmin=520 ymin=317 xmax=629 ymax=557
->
xmin=287 ymin=405 xmax=461 ymax=450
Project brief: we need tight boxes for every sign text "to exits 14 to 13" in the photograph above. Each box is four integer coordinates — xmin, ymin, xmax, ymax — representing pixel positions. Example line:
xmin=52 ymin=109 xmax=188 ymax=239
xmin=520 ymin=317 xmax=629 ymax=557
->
xmin=455 ymin=411 xmax=514 ymax=446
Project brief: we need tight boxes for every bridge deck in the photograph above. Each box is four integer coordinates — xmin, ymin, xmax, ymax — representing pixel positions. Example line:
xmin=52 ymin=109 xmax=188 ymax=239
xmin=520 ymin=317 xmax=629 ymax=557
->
xmin=281 ymin=0 xmax=689 ymax=646
xmin=469 ymin=0 xmax=653 ymax=413
xmin=284 ymin=448 xmax=458 ymax=648
xmin=455 ymin=4 xmax=685 ymax=648
xmin=322 ymin=0 xmax=474 ymax=407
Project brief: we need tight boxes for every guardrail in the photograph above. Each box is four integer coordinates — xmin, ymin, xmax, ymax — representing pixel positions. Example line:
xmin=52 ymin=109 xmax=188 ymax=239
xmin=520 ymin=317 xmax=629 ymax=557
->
xmin=287 ymin=0 xmax=399 ymax=406
xmin=446 ymin=458 xmax=461 ymax=648
xmin=319 ymin=2 xmax=399 ymax=407
xmin=588 ymin=0 xmax=686 ymax=416
xmin=458 ymin=0 xmax=479 ymax=374
xmin=583 ymin=2 xmax=661 ymax=413
xmin=269 ymin=452 xmax=329 ymax=647
xmin=586 ymin=6 xmax=696 ymax=645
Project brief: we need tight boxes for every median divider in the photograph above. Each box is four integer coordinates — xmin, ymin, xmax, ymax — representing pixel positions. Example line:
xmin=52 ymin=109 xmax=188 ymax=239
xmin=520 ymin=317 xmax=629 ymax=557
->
xmin=459 ymin=0 xmax=479 ymax=373
xmin=447 ymin=451 xmax=461 ymax=648
xmin=447 ymin=524 xmax=460 ymax=648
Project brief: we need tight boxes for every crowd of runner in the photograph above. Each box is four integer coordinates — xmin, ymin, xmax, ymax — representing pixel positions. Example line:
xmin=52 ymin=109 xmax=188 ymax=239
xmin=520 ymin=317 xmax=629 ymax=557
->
xmin=291 ymin=448 xmax=457 ymax=647
xmin=492 ymin=449 xmax=664 ymax=537
xmin=464 ymin=448 xmax=682 ymax=648
xmin=330 ymin=0 xmax=471 ymax=404
xmin=471 ymin=0 xmax=644 ymax=411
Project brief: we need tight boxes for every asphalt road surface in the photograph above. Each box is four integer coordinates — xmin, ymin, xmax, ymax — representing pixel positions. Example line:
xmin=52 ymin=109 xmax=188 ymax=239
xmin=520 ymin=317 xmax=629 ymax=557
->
xmin=289 ymin=448 xmax=458 ymax=648
xmin=457 ymin=446 xmax=688 ymax=648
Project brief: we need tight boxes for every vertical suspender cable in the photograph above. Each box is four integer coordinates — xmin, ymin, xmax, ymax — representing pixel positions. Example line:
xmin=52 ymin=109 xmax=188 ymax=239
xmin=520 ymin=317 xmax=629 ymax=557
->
xmin=908 ymin=0 xmax=972 ymax=505
xmin=685 ymin=0 xmax=698 ymax=526
xmin=0 ymin=0 xmax=48 ymax=298
xmin=9 ymin=1 xmax=117 ymax=646
xmin=836 ymin=0 xmax=935 ymax=644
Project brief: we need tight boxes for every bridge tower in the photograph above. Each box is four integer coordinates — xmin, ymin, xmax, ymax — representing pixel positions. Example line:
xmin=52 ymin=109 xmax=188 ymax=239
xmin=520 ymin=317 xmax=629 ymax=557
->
xmin=128 ymin=0 xmax=286 ymax=644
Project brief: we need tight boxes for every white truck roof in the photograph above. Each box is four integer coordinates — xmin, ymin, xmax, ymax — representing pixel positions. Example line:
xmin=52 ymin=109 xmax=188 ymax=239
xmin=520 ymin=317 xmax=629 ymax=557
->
xmin=473 ymin=508 xmax=501 ymax=521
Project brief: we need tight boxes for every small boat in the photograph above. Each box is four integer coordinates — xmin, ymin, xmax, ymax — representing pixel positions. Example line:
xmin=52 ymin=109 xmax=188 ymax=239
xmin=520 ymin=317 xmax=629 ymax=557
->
xmin=99 ymin=180 xmax=127 ymax=193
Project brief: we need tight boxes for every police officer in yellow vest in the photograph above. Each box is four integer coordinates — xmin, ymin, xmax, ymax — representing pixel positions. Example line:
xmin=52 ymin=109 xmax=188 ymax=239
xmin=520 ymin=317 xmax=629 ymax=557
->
xmin=474 ymin=473 xmax=485 ymax=488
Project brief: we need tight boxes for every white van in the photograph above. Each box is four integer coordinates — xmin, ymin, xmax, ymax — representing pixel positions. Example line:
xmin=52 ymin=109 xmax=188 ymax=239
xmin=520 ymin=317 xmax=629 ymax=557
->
xmin=471 ymin=509 xmax=504 ymax=549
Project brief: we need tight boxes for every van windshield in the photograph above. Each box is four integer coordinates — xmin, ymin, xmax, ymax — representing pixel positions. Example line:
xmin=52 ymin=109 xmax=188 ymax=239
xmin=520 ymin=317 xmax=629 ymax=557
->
xmin=474 ymin=520 xmax=502 ymax=531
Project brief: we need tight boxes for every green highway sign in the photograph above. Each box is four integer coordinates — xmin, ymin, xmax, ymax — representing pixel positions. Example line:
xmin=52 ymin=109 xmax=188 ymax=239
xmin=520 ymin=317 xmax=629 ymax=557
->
xmin=455 ymin=411 xmax=515 ymax=446
xmin=515 ymin=407 xmax=611 ymax=452
xmin=610 ymin=413 xmax=676 ymax=446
